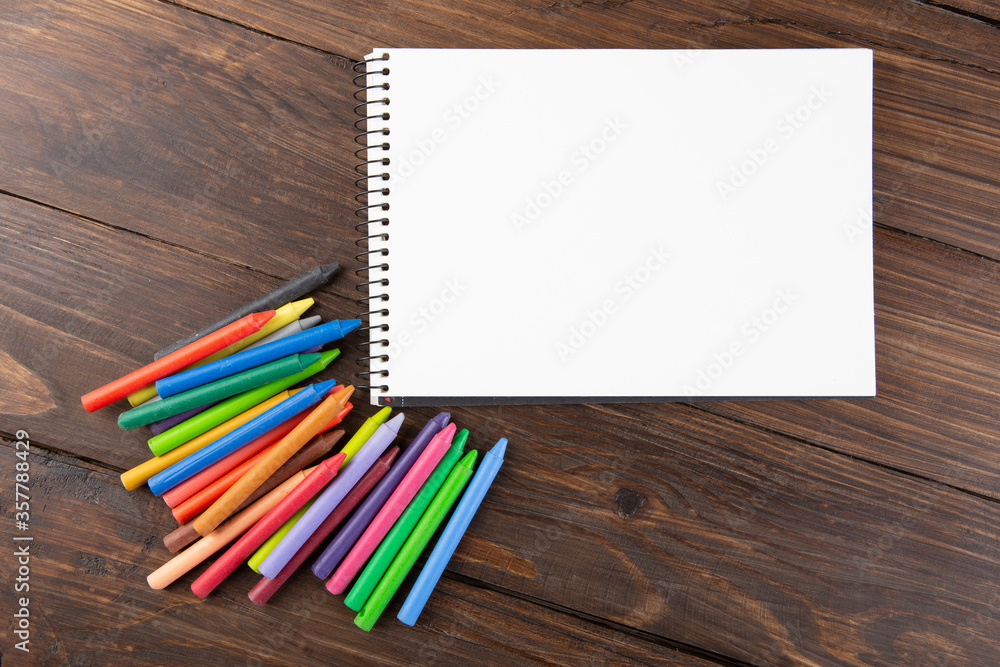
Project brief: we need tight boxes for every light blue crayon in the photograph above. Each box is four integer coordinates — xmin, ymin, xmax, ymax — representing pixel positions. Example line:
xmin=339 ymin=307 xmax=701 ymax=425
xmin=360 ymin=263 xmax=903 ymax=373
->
xmin=397 ymin=437 xmax=507 ymax=626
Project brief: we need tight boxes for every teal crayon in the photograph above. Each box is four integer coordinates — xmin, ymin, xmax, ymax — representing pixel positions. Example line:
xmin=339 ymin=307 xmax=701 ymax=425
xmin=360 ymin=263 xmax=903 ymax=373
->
xmin=117 ymin=353 xmax=320 ymax=430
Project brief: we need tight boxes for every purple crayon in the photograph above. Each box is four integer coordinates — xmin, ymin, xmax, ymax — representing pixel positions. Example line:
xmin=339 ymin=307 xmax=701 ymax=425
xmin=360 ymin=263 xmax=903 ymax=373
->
xmin=257 ymin=414 xmax=406 ymax=578
xmin=311 ymin=412 xmax=451 ymax=580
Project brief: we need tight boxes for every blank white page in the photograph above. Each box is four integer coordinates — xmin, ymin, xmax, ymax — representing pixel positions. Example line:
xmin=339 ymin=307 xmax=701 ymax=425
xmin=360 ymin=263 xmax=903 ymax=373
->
xmin=363 ymin=48 xmax=874 ymax=406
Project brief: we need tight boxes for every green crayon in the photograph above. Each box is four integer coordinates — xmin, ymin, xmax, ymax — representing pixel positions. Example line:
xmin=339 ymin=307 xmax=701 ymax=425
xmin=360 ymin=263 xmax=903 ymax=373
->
xmin=147 ymin=349 xmax=339 ymax=456
xmin=345 ymin=429 xmax=469 ymax=611
xmin=352 ymin=450 xmax=477 ymax=632
xmin=118 ymin=353 xmax=320 ymax=430
xmin=248 ymin=499 xmax=315 ymax=573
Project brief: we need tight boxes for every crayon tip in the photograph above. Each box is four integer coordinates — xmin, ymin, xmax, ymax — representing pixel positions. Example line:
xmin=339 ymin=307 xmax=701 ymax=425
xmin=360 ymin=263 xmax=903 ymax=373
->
xmin=299 ymin=315 xmax=323 ymax=329
xmin=297 ymin=352 xmax=323 ymax=368
xmin=337 ymin=403 xmax=354 ymax=421
xmin=251 ymin=310 xmax=277 ymax=327
xmin=341 ymin=319 xmax=362 ymax=335
xmin=384 ymin=413 xmax=405 ymax=434
xmin=319 ymin=262 xmax=341 ymax=279
xmin=288 ymin=298 xmax=315 ymax=318
xmin=315 ymin=349 xmax=341 ymax=367
xmin=458 ymin=450 xmax=478 ymax=468
xmin=333 ymin=385 xmax=355 ymax=404
xmin=312 ymin=379 xmax=339 ymax=395
xmin=489 ymin=437 xmax=508 ymax=459
xmin=321 ymin=452 xmax=347 ymax=472
xmin=372 ymin=406 xmax=392 ymax=423
xmin=452 ymin=428 xmax=470 ymax=450
xmin=433 ymin=412 xmax=451 ymax=428
xmin=438 ymin=422 xmax=457 ymax=441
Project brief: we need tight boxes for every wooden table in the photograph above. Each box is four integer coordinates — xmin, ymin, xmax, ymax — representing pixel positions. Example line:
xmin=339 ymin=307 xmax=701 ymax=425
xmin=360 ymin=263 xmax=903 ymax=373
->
xmin=1 ymin=1 xmax=998 ymax=665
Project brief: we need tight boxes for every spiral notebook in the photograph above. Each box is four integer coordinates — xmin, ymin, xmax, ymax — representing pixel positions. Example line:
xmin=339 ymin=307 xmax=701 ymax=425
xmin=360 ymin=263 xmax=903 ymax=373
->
xmin=354 ymin=48 xmax=875 ymax=407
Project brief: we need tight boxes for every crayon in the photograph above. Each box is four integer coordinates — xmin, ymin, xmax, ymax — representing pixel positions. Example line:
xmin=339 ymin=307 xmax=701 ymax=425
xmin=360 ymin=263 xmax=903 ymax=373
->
xmin=247 ymin=500 xmax=314 ymax=573
xmin=327 ymin=423 xmax=456 ymax=594
xmin=245 ymin=413 xmax=390 ymax=570
xmin=243 ymin=315 xmax=322 ymax=351
xmin=128 ymin=299 xmax=313 ymax=406
xmin=120 ymin=391 xmax=295 ymax=491
xmin=191 ymin=454 xmax=346 ymax=597
xmin=397 ymin=438 xmax=507 ymax=626
xmin=353 ymin=451 xmax=477 ymax=631
xmin=146 ymin=349 xmax=339 ymax=457
xmin=248 ymin=447 xmax=398 ymax=605
xmin=161 ymin=405 xmax=349 ymax=509
xmin=153 ymin=263 xmax=339 ymax=360
xmin=119 ymin=353 xmax=320 ymax=429
xmin=257 ymin=414 xmax=404 ymax=578
xmin=338 ymin=406 xmax=393 ymax=463
xmin=147 ymin=470 xmax=307 ymax=590
xmin=169 ymin=429 xmax=344 ymax=525
xmin=311 ymin=412 xmax=450 ymax=580
xmin=148 ymin=378 xmax=339 ymax=494
xmin=157 ymin=319 xmax=360 ymax=398
xmin=81 ymin=310 xmax=274 ymax=413
xmin=192 ymin=386 xmax=354 ymax=536
xmin=162 ymin=433 xmax=342 ymax=553
xmin=149 ymin=400 xmax=222 ymax=436
xmin=344 ymin=429 xmax=468 ymax=611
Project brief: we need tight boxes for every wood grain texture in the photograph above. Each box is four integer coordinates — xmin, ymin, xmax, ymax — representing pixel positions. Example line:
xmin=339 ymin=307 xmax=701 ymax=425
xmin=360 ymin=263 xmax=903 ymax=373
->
xmin=0 ymin=0 xmax=998 ymax=664
xmin=0 ymin=440 xmax=714 ymax=667
xmin=0 ymin=0 xmax=359 ymax=280
xmin=0 ymin=0 xmax=997 ymax=271
xmin=439 ymin=401 xmax=1000 ymax=666
xmin=3 ymin=194 xmax=998 ymax=499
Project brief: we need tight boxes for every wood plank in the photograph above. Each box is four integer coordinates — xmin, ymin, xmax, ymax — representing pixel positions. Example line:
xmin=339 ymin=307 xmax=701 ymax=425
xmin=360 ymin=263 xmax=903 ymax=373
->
xmin=924 ymin=0 xmax=1000 ymax=24
xmin=0 ymin=0 xmax=360 ymax=279
xmin=437 ymin=400 xmax=1000 ymax=666
xmin=0 ymin=439 xmax=715 ymax=667
xmin=2 ymin=0 xmax=998 ymax=272
xmin=3 ymin=194 xmax=998 ymax=499
xmin=0 ymin=194 xmax=363 ymax=469
xmin=701 ymin=227 xmax=1000 ymax=497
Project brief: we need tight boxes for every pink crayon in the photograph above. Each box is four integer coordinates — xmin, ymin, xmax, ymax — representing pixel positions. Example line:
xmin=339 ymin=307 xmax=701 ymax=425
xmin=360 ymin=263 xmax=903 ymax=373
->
xmin=190 ymin=453 xmax=345 ymax=598
xmin=326 ymin=423 xmax=456 ymax=595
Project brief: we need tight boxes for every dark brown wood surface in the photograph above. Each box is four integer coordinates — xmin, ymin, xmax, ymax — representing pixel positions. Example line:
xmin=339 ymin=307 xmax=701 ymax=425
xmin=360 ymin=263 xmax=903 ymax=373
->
xmin=1 ymin=0 xmax=998 ymax=665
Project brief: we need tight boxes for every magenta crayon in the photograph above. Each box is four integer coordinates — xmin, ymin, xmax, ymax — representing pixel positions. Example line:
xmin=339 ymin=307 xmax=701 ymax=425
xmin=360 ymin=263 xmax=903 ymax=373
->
xmin=248 ymin=447 xmax=399 ymax=605
xmin=326 ymin=423 xmax=456 ymax=594
xmin=310 ymin=412 xmax=450 ymax=580
xmin=257 ymin=414 xmax=405 ymax=578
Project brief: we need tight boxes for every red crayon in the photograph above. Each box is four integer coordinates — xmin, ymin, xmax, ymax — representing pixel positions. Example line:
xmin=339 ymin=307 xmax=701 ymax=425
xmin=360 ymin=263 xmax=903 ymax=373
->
xmin=248 ymin=446 xmax=400 ymax=605
xmin=162 ymin=401 xmax=352 ymax=509
xmin=191 ymin=454 xmax=346 ymax=598
xmin=81 ymin=310 xmax=275 ymax=412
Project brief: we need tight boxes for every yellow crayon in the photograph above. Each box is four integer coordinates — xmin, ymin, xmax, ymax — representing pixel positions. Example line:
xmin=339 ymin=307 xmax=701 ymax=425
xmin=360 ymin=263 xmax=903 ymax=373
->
xmin=127 ymin=299 xmax=314 ymax=406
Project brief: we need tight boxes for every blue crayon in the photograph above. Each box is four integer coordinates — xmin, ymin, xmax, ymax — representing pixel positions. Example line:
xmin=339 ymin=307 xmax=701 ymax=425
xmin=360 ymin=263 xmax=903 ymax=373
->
xmin=147 ymin=379 xmax=338 ymax=496
xmin=397 ymin=437 xmax=507 ymax=626
xmin=156 ymin=319 xmax=360 ymax=398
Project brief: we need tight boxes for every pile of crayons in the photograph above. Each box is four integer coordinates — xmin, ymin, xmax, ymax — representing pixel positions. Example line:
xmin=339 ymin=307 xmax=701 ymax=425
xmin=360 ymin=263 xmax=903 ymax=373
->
xmin=80 ymin=263 xmax=506 ymax=630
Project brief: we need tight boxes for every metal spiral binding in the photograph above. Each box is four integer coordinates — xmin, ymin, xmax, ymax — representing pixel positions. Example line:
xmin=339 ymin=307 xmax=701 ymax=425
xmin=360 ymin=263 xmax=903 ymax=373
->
xmin=352 ymin=53 xmax=391 ymax=395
